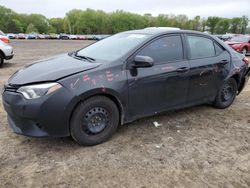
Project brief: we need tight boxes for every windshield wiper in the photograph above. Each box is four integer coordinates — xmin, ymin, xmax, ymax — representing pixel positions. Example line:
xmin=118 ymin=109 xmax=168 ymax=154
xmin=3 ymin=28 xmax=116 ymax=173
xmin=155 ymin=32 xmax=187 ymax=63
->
xmin=72 ymin=51 xmax=95 ymax=62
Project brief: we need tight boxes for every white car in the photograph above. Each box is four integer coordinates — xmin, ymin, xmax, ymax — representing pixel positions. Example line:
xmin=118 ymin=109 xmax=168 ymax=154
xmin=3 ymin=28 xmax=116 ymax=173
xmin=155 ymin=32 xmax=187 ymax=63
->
xmin=0 ymin=40 xmax=14 ymax=65
xmin=69 ymin=35 xmax=77 ymax=40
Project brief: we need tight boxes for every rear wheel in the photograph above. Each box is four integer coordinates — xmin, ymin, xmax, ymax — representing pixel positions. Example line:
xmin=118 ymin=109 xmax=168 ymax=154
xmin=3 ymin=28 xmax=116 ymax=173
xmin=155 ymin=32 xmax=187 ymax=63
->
xmin=213 ymin=78 xmax=237 ymax=109
xmin=70 ymin=96 xmax=119 ymax=146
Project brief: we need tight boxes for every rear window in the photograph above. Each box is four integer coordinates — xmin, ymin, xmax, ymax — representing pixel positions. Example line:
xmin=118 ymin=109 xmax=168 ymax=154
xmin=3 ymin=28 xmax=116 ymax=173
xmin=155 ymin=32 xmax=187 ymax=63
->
xmin=187 ymin=36 xmax=216 ymax=59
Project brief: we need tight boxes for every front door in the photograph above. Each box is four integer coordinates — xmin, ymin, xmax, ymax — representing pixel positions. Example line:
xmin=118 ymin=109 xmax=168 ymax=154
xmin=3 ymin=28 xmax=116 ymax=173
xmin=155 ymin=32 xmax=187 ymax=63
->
xmin=127 ymin=35 xmax=190 ymax=119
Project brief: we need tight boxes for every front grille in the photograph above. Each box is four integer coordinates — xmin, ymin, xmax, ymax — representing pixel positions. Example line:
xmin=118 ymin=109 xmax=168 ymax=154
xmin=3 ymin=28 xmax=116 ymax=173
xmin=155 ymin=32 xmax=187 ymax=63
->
xmin=4 ymin=84 xmax=19 ymax=92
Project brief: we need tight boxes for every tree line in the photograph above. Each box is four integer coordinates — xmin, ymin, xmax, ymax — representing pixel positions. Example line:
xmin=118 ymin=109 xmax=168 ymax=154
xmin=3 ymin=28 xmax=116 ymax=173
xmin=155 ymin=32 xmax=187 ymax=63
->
xmin=0 ymin=5 xmax=249 ymax=35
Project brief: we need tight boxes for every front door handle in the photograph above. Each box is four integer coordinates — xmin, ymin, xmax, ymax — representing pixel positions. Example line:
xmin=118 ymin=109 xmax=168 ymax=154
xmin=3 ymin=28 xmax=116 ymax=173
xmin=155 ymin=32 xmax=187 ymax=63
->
xmin=176 ymin=67 xmax=189 ymax=73
xmin=218 ymin=60 xmax=229 ymax=65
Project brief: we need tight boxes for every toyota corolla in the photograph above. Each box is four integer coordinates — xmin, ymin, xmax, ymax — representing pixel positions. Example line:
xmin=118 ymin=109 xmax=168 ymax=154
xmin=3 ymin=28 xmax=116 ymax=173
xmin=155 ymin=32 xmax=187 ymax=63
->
xmin=2 ymin=29 xmax=250 ymax=146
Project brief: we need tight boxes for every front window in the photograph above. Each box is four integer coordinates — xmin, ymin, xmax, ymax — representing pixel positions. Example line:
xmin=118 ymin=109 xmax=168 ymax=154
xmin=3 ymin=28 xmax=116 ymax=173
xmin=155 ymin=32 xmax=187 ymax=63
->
xmin=137 ymin=35 xmax=184 ymax=64
xmin=229 ymin=36 xmax=249 ymax=43
xmin=77 ymin=33 xmax=151 ymax=62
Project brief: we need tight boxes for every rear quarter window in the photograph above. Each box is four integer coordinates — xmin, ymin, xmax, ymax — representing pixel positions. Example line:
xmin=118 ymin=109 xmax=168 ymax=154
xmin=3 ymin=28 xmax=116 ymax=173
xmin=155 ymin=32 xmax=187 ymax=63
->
xmin=214 ymin=42 xmax=224 ymax=55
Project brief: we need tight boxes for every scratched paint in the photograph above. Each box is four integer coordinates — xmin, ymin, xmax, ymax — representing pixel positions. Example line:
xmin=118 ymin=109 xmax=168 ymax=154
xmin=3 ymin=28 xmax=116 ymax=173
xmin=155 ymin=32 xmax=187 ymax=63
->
xmin=70 ymin=78 xmax=80 ymax=89
xmin=91 ymin=79 xmax=96 ymax=86
xmin=161 ymin=66 xmax=175 ymax=72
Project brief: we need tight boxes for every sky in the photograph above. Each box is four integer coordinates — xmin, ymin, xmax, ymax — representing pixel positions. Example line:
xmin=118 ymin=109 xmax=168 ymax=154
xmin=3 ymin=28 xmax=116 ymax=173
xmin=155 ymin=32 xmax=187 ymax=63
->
xmin=0 ymin=0 xmax=249 ymax=19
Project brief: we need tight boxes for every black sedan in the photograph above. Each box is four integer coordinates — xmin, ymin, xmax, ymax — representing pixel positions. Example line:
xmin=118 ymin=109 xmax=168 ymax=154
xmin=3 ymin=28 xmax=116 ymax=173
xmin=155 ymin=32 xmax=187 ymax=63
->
xmin=2 ymin=29 xmax=250 ymax=145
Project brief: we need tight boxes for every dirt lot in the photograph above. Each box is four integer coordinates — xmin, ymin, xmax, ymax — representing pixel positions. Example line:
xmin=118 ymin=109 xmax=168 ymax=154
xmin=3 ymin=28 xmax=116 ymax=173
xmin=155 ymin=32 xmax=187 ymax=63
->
xmin=0 ymin=40 xmax=250 ymax=188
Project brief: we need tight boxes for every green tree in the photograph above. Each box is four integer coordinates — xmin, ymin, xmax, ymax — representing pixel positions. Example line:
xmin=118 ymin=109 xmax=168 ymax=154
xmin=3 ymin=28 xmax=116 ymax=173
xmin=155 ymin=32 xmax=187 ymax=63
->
xmin=26 ymin=23 xmax=38 ymax=33
xmin=240 ymin=16 xmax=249 ymax=34
xmin=201 ymin=18 xmax=207 ymax=32
xmin=230 ymin=17 xmax=241 ymax=33
xmin=206 ymin=16 xmax=221 ymax=34
xmin=63 ymin=17 xmax=71 ymax=33
xmin=215 ymin=18 xmax=230 ymax=34
xmin=0 ymin=5 xmax=249 ymax=35
xmin=192 ymin=16 xmax=201 ymax=30
xmin=7 ymin=19 xmax=23 ymax=33
xmin=49 ymin=18 xmax=64 ymax=33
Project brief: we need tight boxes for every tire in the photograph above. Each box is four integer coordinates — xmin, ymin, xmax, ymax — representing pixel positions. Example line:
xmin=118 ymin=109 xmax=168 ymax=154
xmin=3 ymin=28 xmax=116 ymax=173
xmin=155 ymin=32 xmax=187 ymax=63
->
xmin=242 ymin=48 xmax=247 ymax=56
xmin=213 ymin=78 xmax=237 ymax=109
xmin=70 ymin=96 xmax=119 ymax=146
xmin=0 ymin=55 xmax=4 ymax=67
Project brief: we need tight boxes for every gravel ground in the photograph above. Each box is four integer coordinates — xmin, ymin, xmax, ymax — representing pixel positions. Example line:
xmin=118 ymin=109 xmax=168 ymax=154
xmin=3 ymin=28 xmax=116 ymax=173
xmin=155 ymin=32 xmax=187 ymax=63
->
xmin=0 ymin=40 xmax=250 ymax=188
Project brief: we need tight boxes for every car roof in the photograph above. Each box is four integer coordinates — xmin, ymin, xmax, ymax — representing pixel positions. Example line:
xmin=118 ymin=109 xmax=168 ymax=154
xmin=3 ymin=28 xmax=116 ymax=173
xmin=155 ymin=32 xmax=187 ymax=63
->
xmin=122 ymin=28 xmax=210 ymax=37
xmin=118 ymin=28 xmax=234 ymax=59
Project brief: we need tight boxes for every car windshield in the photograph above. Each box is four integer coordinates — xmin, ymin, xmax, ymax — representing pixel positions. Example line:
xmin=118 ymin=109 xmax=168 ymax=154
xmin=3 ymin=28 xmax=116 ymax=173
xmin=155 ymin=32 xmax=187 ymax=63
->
xmin=230 ymin=36 xmax=249 ymax=42
xmin=77 ymin=33 xmax=150 ymax=61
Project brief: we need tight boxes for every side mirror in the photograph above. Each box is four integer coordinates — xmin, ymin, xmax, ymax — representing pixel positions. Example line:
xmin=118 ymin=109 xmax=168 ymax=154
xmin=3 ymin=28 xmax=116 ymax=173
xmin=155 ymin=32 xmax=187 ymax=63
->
xmin=132 ymin=55 xmax=154 ymax=68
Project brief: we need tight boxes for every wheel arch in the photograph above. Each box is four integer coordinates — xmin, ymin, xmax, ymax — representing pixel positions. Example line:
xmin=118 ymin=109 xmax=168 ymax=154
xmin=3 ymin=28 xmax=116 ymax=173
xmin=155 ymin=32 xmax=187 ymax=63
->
xmin=230 ymin=73 xmax=246 ymax=94
xmin=231 ymin=74 xmax=240 ymax=87
xmin=68 ymin=89 xmax=126 ymax=133
xmin=0 ymin=50 xmax=5 ymax=59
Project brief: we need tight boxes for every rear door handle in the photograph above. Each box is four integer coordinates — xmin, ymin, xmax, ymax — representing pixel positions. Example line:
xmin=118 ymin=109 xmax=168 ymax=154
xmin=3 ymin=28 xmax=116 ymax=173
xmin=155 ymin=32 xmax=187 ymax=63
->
xmin=176 ymin=67 xmax=189 ymax=73
xmin=218 ymin=60 xmax=229 ymax=65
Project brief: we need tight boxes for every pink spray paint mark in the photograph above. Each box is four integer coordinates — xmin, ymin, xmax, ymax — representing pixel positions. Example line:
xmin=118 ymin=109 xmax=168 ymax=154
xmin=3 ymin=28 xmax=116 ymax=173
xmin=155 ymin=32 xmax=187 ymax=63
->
xmin=83 ymin=75 xmax=90 ymax=81
xmin=91 ymin=79 xmax=96 ymax=86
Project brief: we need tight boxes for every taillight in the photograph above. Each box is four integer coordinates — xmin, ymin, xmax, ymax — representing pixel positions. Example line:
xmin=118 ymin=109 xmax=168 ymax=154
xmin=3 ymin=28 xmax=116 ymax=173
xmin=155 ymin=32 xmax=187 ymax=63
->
xmin=243 ymin=57 xmax=249 ymax=65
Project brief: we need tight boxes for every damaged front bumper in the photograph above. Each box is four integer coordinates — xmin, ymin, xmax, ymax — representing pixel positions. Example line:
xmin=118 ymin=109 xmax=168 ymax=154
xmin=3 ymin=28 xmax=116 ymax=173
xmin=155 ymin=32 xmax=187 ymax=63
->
xmin=2 ymin=85 xmax=75 ymax=137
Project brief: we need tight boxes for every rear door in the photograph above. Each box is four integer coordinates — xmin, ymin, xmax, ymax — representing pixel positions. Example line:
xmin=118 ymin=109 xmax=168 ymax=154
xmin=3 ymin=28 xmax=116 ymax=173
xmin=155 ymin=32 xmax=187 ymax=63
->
xmin=127 ymin=35 xmax=190 ymax=119
xmin=186 ymin=35 xmax=231 ymax=104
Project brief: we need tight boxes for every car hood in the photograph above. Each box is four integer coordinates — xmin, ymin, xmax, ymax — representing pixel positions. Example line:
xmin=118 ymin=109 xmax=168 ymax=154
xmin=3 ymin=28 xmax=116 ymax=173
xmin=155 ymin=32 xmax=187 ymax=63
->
xmin=8 ymin=53 xmax=101 ymax=85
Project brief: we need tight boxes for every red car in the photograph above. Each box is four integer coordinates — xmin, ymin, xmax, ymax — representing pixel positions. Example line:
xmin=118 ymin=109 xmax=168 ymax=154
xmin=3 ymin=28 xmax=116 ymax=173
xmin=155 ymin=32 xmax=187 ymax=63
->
xmin=225 ymin=35 xmax=250 ymax=56
xmin=0 ymin=30 xmax=10 ymax=44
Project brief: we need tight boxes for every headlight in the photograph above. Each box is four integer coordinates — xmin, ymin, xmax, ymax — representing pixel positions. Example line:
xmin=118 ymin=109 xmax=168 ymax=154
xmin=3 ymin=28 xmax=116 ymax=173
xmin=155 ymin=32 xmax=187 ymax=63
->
xmin=17 ymin=83 xmax=62 ymax=99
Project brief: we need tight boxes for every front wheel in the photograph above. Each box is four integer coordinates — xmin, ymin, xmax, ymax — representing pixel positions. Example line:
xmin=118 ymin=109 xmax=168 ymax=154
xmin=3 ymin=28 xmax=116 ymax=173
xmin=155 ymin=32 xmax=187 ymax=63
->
xmin=70 ymin=96 xmax=119 ymax=146
xmin=213 ymin=78 xmax=237 ymax=109
xmin=0 ymin=55 xmax=3 ymax=66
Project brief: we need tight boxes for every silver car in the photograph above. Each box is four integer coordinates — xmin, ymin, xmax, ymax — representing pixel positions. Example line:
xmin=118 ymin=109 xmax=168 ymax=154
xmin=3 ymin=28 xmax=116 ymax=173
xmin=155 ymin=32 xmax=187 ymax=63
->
xmin=0 ymin=40 xmax=14 ymax=65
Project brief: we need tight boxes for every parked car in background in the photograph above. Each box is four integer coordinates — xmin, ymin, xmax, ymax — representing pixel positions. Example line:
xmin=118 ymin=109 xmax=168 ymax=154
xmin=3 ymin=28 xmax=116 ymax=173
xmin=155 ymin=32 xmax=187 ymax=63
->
xmin=77 ymin=35 xmax=87 ymax=40
xmin=59 ymin=33 xmax=70 ymax=40
xmin=69 ymin=35 xmax=77 ymax=40
xmin=44 ymin=34 xmax=50 ymax=39
xmin=0 ymin=30 xmax=10 ymax=43
xmin=213 ymin=35 xmax=223 ymax=41
xmin=86 ymin=35 xmax=95 ymax=40
xmin=26 ymin=33 xmax=37 ymax=39
xmin=37 ymin=34 xmax=46 ymax=39
xmin=2 ymin=29 xmax=250 ymax=146
xmin=92 ymin=35 xmax=111 ymax=41
xmin=7 ymin=33 xmax=16 ymax=39
xmin=16 ymin=33 xmax=26 ymax=39
xmin=221 ymin=33 xmax=239 ymax=42
xmin=49 ymin=33 xmax=59 ymax=39
xmin=225 ymin=35 xmax=250 ymax=55
xmin=0 ymin=40 xmax=14 ymax=66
